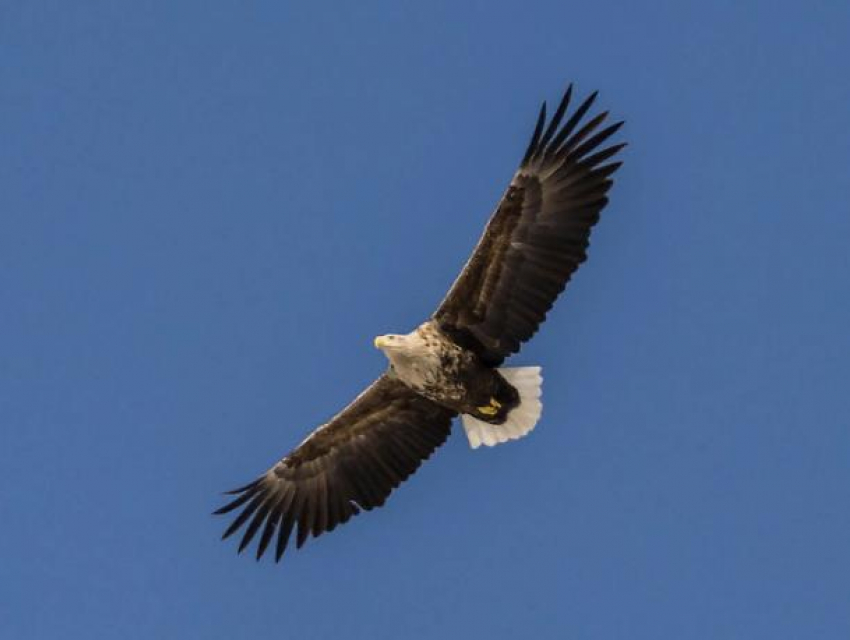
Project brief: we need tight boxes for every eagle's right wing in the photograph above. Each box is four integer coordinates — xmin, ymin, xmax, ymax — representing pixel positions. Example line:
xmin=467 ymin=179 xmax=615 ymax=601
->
xmin=215 ymin=374 xmax=456 ymax=562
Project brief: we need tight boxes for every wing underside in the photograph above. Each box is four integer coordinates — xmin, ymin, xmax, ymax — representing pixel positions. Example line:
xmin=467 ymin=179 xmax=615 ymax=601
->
xmin=215 ymin=374 xmax=456 ymax=561
xmin=434 ymin=86 xmax=625 ymax=365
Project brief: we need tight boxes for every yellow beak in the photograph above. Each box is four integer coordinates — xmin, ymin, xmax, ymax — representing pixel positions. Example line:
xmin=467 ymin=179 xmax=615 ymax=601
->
xmin=374 ymin=336 xmax=388 ymax=349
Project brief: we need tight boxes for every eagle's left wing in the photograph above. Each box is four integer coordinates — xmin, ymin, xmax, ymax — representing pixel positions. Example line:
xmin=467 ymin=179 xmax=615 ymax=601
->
xmin=433 ymin=86 xmax=625 ymax=366
xmin=215 ymin=374 xmax=455 ymax=561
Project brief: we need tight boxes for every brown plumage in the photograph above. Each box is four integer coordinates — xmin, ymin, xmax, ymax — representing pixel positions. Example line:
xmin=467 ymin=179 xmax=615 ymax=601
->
xmin=435 ymin=87 xmax=624 ymax=366
xmin=215 ymin=85 xmax=625 ymax=562
xmin=215 ymin=375 xmax=454 ymax=561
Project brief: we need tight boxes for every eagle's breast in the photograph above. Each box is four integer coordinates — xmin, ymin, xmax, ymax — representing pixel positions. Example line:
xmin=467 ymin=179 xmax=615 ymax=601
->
xmin=388 ymin=322 xmax=475 ymax=405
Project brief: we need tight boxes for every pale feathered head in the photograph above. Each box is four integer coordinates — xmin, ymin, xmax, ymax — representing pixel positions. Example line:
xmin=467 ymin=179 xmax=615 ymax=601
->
xmin=374 ymin=330 xmax=430 ymax=363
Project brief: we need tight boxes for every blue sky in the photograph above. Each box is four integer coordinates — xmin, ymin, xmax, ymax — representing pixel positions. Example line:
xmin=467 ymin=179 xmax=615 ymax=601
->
xmin=2 ymin=1 xmax=849 ymax=638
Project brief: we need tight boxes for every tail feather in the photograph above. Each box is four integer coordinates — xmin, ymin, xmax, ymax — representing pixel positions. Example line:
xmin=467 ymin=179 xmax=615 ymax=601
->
xmin=461 ymin=366 xmax=543 ymax=449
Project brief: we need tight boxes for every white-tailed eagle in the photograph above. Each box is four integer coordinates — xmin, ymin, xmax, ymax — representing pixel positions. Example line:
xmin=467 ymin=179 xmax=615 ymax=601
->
xmin=215 ymin=85 xmax=625 ymax=561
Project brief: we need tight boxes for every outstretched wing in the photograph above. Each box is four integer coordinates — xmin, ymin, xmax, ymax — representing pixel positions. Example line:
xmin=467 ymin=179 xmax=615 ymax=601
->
xmin=215 ymin=374 xmax=456 ymax=562
xmin=433 ymin=86 xmax=625 ymax=366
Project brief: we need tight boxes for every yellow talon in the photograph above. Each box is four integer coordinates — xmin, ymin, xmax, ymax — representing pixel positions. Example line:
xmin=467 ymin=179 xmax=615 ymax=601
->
xmin=477 ymin=398 xmax=502 ymax=416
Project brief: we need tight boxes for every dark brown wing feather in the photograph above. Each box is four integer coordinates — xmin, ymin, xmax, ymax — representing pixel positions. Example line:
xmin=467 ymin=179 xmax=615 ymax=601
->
xmin=215 ymin=374 xmax=456 ymax=561
xmin=434 ymin=86 xmax=626 ymax=365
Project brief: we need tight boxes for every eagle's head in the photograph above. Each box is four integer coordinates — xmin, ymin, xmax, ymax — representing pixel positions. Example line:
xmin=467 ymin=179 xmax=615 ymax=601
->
xmin=374 ymin=329 xmax=431 ymax=364
xmin=373 ymin=333 xmax=407 ymax=352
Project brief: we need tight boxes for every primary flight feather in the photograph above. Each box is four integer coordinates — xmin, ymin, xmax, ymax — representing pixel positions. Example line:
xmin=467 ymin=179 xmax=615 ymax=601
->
xmin=215 ymin=85 xmax=625 ymax=562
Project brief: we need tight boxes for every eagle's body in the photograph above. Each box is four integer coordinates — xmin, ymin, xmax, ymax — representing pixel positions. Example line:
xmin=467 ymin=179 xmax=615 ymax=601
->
xmin=216 ymin=85 xmax=626 ymax=562
xmin=376 ymin=321 xmax=519 ymax=423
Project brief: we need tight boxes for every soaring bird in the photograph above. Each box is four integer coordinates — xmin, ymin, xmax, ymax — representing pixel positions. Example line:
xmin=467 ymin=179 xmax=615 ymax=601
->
xmin=215 ymin=85 xmax=625 ymax=562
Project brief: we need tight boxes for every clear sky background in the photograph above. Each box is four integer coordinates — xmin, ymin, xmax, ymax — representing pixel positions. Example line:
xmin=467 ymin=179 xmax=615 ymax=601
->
xmin=2 ymin=2 xmax=849 ymax=639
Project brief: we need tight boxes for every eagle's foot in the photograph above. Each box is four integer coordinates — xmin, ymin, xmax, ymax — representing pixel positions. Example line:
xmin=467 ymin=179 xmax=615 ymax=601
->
xmin=476 ymin=398 xmax=502 ymax=416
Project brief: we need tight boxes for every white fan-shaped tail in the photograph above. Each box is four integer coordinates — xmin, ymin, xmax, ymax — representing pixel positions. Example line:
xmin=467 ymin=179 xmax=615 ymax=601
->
xmin=460 ymin=366 xmax=543 ymax=449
